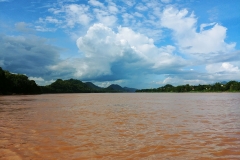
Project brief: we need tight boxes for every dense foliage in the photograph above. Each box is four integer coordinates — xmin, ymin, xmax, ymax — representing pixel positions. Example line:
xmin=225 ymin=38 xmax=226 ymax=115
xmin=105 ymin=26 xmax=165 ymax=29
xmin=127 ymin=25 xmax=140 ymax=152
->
xmin=136 ymin=82 xmax=240 ymax=92
xmin=0 ymin=67 xmax=41 ymax=95
xmin=40 ymin=79 xmax=98 ymax=93
xmin=40 ymin=79 xmax=135 ymax=93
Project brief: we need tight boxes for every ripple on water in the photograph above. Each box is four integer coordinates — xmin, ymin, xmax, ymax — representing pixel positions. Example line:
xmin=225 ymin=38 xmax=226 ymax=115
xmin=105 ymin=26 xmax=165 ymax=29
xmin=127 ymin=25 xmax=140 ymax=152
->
xmin=0 ymin=93 xmax=240 ymax=159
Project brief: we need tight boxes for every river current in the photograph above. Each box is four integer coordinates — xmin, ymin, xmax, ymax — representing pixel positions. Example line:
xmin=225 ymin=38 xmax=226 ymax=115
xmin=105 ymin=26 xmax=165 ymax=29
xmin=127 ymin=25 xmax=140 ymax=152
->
xmin=0 ymin=93 xmax=240 ymax=159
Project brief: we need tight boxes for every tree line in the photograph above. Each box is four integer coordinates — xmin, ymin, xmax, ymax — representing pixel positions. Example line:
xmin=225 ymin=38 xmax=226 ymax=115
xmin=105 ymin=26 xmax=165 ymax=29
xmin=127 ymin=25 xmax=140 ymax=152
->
xmin=0 ymin=67 xmax=134 ymax=95
xmin=1 ymin=67 xmax=240 ymax=95
xmin=136 ymin=82 xmax=240 ymax=92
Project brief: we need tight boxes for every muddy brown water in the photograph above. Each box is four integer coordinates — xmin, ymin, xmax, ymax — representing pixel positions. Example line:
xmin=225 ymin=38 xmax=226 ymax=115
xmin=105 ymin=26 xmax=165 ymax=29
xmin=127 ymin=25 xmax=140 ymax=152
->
xmin=0 ymin=93 xmax=240 ymax=160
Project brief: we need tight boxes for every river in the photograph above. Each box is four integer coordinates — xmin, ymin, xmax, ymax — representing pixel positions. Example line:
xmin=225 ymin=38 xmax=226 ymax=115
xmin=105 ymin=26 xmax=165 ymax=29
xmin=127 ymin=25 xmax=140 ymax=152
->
xmin=0 ymin=93 xmax=240 ymax=159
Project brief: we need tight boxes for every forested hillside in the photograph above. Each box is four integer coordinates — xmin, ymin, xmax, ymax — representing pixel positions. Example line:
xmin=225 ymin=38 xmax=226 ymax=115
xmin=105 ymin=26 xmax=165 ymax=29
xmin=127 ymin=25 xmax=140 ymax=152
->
xmin=40 ymin=80 xmax=135 ymax=93
xmin=0 ymin=67 xmax=41 ymax=95
xmin=40 ymin=79 xmax=97 ymax=93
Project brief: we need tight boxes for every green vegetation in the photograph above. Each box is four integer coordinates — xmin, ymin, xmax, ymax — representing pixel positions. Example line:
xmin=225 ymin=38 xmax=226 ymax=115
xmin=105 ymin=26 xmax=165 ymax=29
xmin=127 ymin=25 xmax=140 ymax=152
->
xmin=136 ymin=81 xmax=240 ymax=92
xmin=40 ymin=79 xmax=100 ymax=93
xmin=0 ymin=68 xmax=136 ymax=94
xmin=40 ymin=80 xmax=134 ymax=93
xmin=1 ymin=67 xmax=239 ymax=95
xmin=0 ymin=67 xmax=41 ymax=95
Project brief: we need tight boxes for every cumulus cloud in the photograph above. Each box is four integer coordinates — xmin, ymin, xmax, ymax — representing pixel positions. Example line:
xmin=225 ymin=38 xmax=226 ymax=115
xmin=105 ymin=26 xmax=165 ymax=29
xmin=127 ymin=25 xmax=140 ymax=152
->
xmin=0 ymin=22 xmax=186 ymax=86
xmin=152 ymin=61 xmax=240 ymax=87
xmin=3 ymin=1 xmax=239 ymax=87
xmin=46 ymin=23 xmax=185 ymax=82
xmin=161 ymin=7 xmax=236 ymax=54
xmin=206 ymin=62 xmax=240 ymax=73
xmin=75 ymin=23 xmax=185 ymax=79
xmin=204 ymin=62 xmax=240 ymax=82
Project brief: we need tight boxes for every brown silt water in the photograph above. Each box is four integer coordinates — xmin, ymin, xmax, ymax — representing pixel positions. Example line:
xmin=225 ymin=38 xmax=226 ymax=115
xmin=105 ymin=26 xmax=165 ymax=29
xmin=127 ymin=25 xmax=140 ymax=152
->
xmin=0 ymin=93 xmax=240 ymax=159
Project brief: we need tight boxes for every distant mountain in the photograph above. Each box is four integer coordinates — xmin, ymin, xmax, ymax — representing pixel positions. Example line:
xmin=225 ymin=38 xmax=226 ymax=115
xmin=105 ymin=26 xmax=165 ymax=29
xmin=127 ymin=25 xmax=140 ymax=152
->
xmin=106 ymin=84 xmax=137 ymax=92
xmin=123 ymin=87 xmax=137 ymax=92
xmin=0 ymin=67 xmax=138 ymax=94
xmin=106 ymin=84 xmax=125 ymax=92
xmin=40 ymin=79 xmax=137 ymax=93
xmin=41 ymin=79 xmax=94 ymax=93
xmin=220 ymin=81 xmax=228 ymax=84
xmin=85 ymin=82 xmax=102 ymax=90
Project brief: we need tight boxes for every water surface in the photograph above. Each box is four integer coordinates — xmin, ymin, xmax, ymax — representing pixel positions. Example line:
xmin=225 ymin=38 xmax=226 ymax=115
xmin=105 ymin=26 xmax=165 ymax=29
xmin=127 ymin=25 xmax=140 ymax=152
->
xmin=0 ymin=93 xmax=240 ymax=159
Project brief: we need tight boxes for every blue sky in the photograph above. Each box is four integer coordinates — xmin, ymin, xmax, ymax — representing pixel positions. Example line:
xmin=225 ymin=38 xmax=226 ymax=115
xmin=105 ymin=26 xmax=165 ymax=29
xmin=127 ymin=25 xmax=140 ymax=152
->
xmin=0 ymin=0 xmax=240 ymax=88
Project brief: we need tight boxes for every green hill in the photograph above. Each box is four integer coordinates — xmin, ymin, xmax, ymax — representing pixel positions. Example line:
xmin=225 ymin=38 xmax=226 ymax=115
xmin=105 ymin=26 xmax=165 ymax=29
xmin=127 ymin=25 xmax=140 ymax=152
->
xmin=106 ymin=84 xmax=125 ymax=92
xmin=85 ymin=82 xmax=102 ymax=90
xmin=0 ymin=67 xmax=41 ymax=95
xmin=40 ymin=79 xmax=94 ymax=93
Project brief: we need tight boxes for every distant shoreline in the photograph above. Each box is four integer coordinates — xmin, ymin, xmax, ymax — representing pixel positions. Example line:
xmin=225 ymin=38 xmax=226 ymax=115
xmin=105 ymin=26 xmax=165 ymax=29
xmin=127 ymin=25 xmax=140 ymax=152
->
xmin=1 ymin=67 xmax=240 ymax=95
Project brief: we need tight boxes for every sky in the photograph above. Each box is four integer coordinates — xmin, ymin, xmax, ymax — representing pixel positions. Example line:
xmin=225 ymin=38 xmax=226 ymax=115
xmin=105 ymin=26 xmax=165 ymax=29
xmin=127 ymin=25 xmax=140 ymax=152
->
xmin=0 ymin=0 xmax=240 ymax=89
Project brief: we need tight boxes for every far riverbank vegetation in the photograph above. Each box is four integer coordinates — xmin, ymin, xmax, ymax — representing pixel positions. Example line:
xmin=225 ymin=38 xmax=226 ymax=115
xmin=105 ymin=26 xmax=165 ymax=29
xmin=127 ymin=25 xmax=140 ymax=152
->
xmin=0 ymin=67 xmax=240 ymax=95
xmin=136 ymin=83 xmax=240 ymax=93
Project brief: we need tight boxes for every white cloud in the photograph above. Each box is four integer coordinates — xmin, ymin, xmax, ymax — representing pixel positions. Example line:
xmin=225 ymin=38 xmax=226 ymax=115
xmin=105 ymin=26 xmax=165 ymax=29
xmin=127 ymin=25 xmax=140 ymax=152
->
xmin=39 ymin=0 xmax=120 ymax=30
xmin=158 ymin=77 xmax=207 ymax=86
xmin=133 ymin=12 xmax=143 ymax=18
xmin=88 ymin=0 xmax=104 ymax=8
xmin=44 ymin=16 xmax=61 ymax=24
xmin=40 ymin=23 xmax=184 ymax=81
xmin=122 ymin=13 xmax=134 ymax=25
xmin=29 ymin=77 xmax=55 ymax=86
xmin=74 ymin=23 xmax=185 ymax=80
xmin=93 ymin=9 xmax=117 ymax=26
xmin=46 ymin=4 xmax=92 ymax=28
xmin=117 ymin=26 xmax=154 ymax=47
xmin=161 ymin=7 xmax=236 ymax=54
xmin=200 ymin=22 xmax=216 ymax=32
xmin=107 ymin=1 xmax=119 ymax=14
xmin=199 ymin=62 xmax=240 ymax=83
xmin=65 ymin=4 xmax=92 ymax=27
xmin=135 ymin=3 xmax=148 ymax=11
xmin=124 ymin=0 xmax=136 ymax=7
xmin=3 ymin=0 xmax=240 ymax=89
xmin=95 ymin=79 xmax=125 ymax=88
xmin=29 ymin=77 xmax=45 ymax=82
xmin=206 ymin=62 xmax=240 ymax=73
